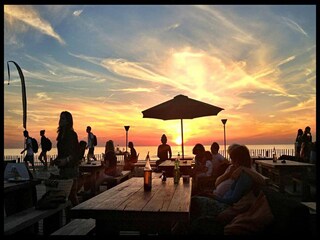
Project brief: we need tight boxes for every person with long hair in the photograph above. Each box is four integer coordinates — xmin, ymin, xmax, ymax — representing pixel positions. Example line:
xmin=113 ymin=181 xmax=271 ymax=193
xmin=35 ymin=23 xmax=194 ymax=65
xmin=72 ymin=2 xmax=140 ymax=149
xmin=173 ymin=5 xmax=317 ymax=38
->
xmin=52 ymin=111 xmax=80 ymax=206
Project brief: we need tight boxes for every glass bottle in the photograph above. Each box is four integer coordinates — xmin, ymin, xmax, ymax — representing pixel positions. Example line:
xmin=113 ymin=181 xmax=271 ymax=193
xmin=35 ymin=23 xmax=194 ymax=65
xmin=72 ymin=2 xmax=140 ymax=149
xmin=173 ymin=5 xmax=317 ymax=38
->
xmin=144 ymin=151 xmax=152 ymax=191
xmin=174 ymin=153 xmax=181 ymax=184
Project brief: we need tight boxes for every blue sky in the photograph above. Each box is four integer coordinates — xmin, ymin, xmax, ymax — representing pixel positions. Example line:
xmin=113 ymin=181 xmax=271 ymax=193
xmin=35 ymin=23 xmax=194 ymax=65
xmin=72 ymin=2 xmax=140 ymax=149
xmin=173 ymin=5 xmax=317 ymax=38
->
xmin=4 ymin=5 xmax=316 ymax=148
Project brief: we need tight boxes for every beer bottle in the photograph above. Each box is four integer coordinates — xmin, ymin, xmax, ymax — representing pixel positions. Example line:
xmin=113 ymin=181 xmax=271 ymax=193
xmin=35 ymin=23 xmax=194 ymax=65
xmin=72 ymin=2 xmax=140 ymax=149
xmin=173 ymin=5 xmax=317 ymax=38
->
xmin=174 ymin=153 xmax=181 ymax=184
xmin=144 ymin=152 xmax=152 ymax=191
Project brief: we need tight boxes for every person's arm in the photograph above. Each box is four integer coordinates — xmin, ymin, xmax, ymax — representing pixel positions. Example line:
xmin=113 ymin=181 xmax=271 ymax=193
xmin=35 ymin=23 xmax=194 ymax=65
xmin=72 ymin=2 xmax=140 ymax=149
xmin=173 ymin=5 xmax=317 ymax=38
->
xmin=206 ymin=161 xmax=213 ymax=176
xmin=215 ymin=165 xmax=235 ymax=187
xmin=217 ymin=171 xmax=253 ymax=204
xmin=168 ymin=146 xmax=172 ymax=159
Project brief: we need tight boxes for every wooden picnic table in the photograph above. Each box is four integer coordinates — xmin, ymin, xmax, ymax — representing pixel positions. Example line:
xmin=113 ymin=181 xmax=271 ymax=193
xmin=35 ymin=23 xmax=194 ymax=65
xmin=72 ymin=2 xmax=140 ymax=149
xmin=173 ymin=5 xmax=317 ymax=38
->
xmin=158 ymin=159 xmax=194 ymax=177
xmin=255 ymin=159 xmax=315 ymax=201
xmin=70 ymin=177 xmax=192 ymax=235
xmin=4 ymin=179 xmax=42 ymax=216
xmin=79 ymin=161 xmax=104 ymax=196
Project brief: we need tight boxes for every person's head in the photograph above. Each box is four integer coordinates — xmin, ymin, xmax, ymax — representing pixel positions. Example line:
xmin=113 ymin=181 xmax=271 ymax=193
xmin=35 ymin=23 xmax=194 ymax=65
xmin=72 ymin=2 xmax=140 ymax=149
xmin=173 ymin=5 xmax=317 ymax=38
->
xmin=297 ymin=129 xmax=303 ymax=136
xmin=59 ymin=111 xmax=73 ymax=129
xmin=210 ymin=142 xmax=220 ymax=154
xmin=305 ymin=126 xmax=311 ymax=133
xmin=23 ymin=130 xmax=29 ymax=138
xmin=128 ymin=141 xmax=134 ymax=148
xmin=229 ymin=144 xmax=251 ymax=168
xmin=204 ymin=151 xmax=213 ymax=161
xmin=86 ymin=126 xmax=91 ymax=133
xmin=105 ymin=140 xmax=115 ymax=152
xmin=161 ymin=134 xmax=167 ymax=144
xmin=40 ymin=130 xmax=45 ymax=136
xmin=227 ymin=143 xmax=241 ymax=156
xmin=192 ymin=143 xmax=205 ymax=156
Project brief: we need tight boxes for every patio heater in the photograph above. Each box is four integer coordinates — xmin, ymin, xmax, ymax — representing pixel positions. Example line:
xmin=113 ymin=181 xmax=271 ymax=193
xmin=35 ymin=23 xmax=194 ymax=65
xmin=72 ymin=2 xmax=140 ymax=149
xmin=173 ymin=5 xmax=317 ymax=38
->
xmin=124 ymin=126 xmax=130 ymax=154
xmin=221 ymin=119 xmax=227 ymax=159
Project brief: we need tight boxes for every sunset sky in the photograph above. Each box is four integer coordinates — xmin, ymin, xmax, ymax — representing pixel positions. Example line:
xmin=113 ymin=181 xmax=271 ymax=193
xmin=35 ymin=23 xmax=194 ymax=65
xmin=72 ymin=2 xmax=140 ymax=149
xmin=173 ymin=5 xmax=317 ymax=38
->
xmin=3 ymin=5 xmax=316 ymax=149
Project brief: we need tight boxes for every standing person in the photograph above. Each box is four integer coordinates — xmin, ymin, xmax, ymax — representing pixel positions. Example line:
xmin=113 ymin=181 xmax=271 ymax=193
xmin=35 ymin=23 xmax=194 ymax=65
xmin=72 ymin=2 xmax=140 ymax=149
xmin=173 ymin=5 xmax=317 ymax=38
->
xmin=20 ymin=130 xmax=36 ymax=173
xmin=53 ymin=111 xmax=80 ymax=206
xmin=294 ymin=129 xmax=303 ymax=159
xmin=300 ymin=126 xmax=312 ymax=162
xmin=86 ymin=126 xmax=97 ymax=161
xmin=38 ymin=130 xmax=50 ymax=169
xmin=156 ymin=134 xmax=172 ymax=170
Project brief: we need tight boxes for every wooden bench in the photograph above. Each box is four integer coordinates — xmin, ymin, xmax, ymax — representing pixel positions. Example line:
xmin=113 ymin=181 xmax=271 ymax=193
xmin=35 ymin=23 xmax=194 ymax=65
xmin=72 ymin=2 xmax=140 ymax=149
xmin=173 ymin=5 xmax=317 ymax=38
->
xmin=114 ymin=170 xmax=131 ymax=184
xmin=4 ymin=201 xmax=71 ymax=235
xmin=101 ymin=170 xmax=132 ymax=189
xmin=51 ymin=218 xmax=95 ymax=235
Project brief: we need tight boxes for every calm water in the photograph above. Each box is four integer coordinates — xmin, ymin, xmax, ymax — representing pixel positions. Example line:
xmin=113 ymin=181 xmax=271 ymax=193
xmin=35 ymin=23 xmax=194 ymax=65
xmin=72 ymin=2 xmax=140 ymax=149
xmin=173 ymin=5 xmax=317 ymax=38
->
xmin=4 ymin=144 xmax=294 ymax=160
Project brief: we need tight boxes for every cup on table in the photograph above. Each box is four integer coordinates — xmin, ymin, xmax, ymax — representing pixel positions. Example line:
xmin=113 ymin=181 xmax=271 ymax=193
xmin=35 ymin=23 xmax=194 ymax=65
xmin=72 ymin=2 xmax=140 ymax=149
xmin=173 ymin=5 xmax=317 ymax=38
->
xmin=182 ymin=175 xmax=190 ymax=184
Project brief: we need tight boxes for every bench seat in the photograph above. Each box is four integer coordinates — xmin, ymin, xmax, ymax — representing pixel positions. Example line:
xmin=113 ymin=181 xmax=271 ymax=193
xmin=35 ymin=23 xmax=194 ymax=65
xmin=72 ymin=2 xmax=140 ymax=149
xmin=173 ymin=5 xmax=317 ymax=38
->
xmin=51 ymin=218 xmax=95 ymax=235
xmin=4 ymin=201 xmax=71 ymax=235
xmin=101 ymin=170 xmax=132 ymax=189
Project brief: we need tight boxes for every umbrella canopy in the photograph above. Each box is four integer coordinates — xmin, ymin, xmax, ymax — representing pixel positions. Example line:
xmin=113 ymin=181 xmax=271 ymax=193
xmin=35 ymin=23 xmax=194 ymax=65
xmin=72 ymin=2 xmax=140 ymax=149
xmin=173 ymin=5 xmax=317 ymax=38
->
xmin=142 ymin=94 xmax=224 ymax=159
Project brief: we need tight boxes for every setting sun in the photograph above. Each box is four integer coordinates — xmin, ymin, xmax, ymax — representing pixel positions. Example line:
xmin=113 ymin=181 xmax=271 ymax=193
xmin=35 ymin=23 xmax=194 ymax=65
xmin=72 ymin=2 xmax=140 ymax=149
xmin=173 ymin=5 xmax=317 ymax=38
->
xmin=174 ymin=136 xmax=182 ymax=145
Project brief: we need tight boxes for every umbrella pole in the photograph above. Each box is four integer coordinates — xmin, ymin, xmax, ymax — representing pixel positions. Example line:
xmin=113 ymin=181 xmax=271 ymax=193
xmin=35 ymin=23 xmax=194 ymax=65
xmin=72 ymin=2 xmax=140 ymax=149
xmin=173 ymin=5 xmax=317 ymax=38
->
xmin=181 ymin=119 xmax=184 ymax=159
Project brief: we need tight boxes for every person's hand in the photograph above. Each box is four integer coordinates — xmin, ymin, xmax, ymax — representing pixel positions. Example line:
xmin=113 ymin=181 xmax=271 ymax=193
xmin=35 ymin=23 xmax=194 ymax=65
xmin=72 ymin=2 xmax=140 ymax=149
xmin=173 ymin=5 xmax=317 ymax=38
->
xmin=20 ymin=151 xmax=24 ymax=154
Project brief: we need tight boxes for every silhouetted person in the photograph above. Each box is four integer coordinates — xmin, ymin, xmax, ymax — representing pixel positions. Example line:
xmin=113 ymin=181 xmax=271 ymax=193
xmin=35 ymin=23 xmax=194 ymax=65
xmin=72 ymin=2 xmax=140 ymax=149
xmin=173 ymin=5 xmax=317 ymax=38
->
xmin=86 ymin=126 xmax=97 ymax=161
xmin=98 ymin=140 xmax=120 ymax=189
xmin=21 ymin=130 xmax=35 ymax=173
xmin=156 ymin=134 xmax=172 ymax=169
xmin=123 ymin=141 xmax=138 ymax=171
xmin=211 ymin=142 xmax=228 ymax=176
xmin=38 ymin=129 xmax=50 ymax=169
xmin=192 ymin=143 xmax=206 ymax=176
xmin=53 ymin=111 xmax=80 ymax=206
xmin=300 ymin=126 xmax=312 ymax=162
xmin=295 ymin=129 xmax=303 ymax=159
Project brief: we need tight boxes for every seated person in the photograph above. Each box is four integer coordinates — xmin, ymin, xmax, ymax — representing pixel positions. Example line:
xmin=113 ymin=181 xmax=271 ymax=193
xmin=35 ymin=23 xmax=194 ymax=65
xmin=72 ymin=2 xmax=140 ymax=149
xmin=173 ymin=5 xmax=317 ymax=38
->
xmin=156 ymin=134 xmax=172 ymax=168
xmin=211 ymin=142 xmax=229 ymax=176
xmin=96 ymin=140 xmax=119 ymax=189
xmin=196 ymin=151 xmax=213 ymax=178
xmin=190 ymin=144 xmax=265 ymax=234
xmin=123 ymin=141 xmax=138 ymax=171
xmin=193 ymin=151 xmax=214 ymax=195
xmin=191 ymin=143 xmax=206 ymax=176
xmin=103 ymin=140 xmax=118 ymax=177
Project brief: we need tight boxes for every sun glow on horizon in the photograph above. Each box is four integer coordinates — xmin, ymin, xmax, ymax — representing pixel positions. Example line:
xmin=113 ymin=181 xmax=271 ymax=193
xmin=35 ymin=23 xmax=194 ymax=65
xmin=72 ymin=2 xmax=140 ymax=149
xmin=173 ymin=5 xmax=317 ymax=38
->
xmin=174 ymin=136 xmax=182 ymax=145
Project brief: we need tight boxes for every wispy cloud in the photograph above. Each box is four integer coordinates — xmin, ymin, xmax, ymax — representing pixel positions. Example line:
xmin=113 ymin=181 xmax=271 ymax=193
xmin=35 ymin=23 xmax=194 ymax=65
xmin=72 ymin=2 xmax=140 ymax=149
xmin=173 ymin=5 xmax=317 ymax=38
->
xmin=282 ymin=17 xmax=308 ymax=37
xmin=73 ymin=10 xmax=83 ymax=17
xmin=4 ymin=5 xmax=65 ymax=45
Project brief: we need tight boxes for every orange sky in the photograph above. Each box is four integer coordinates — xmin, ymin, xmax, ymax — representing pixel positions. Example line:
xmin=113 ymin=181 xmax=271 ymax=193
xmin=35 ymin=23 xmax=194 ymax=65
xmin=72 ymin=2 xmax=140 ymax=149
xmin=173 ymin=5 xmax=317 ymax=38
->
xmin=4 ymin=5 xmax=316 ymax=149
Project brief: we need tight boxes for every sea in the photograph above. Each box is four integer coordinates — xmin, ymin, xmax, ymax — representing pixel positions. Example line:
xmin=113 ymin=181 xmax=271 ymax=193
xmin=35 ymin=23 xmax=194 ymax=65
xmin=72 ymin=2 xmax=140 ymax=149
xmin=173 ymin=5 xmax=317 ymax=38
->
xmin=4 ymin=144 xmax=295 ymax=162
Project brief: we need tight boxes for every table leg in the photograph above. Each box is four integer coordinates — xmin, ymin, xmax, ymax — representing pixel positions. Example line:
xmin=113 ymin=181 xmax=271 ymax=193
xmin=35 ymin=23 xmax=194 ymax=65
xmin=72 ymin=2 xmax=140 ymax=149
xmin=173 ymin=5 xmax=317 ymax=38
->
xmin=301 ymin=168 xmax=311 ymax=201
xmin=278 ymin=169 xmax=285 ymax=193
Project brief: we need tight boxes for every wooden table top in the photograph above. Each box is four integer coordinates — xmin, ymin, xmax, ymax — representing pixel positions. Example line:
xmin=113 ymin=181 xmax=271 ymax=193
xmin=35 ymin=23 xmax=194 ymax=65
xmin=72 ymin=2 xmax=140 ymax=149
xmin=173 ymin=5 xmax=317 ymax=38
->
xmin=4 ymin=179 xmax=42 ymax=194
xmin=158 ymin=160 xmax=194 ymax=167
xmin=70 ymin=177 xmax=192 ymax=221
xmin=255 ymin=159 xmax=315 ymax=168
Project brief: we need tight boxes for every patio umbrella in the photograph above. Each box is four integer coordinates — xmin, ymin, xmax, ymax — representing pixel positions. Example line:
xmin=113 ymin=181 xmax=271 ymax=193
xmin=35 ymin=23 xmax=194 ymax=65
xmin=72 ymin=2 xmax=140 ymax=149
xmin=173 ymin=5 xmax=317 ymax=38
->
xmin=142 ymin=94 xmax=224 ymax=159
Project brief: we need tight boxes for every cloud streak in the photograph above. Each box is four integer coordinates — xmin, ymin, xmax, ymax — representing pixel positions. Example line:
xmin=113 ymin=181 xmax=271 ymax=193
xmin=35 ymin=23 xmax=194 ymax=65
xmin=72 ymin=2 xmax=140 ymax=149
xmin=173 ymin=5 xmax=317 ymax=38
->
xmin=4 ymin=5 xmax=65 ymax=45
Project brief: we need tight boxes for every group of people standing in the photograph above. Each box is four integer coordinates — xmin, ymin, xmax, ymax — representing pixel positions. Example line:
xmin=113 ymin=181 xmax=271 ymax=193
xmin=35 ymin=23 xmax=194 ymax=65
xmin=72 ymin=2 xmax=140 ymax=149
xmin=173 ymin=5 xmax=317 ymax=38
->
xmin=294 ymin=126 xmax=314 ymax=162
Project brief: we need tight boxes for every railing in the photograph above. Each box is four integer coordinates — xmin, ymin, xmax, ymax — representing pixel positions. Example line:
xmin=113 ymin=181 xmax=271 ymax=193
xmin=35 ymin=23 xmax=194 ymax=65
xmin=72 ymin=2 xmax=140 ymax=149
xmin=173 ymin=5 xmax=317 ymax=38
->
xmin=3 ymin=153 xmax=125 ymax=166
xmin=4 ymin=148 xmax=295 ymax=165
